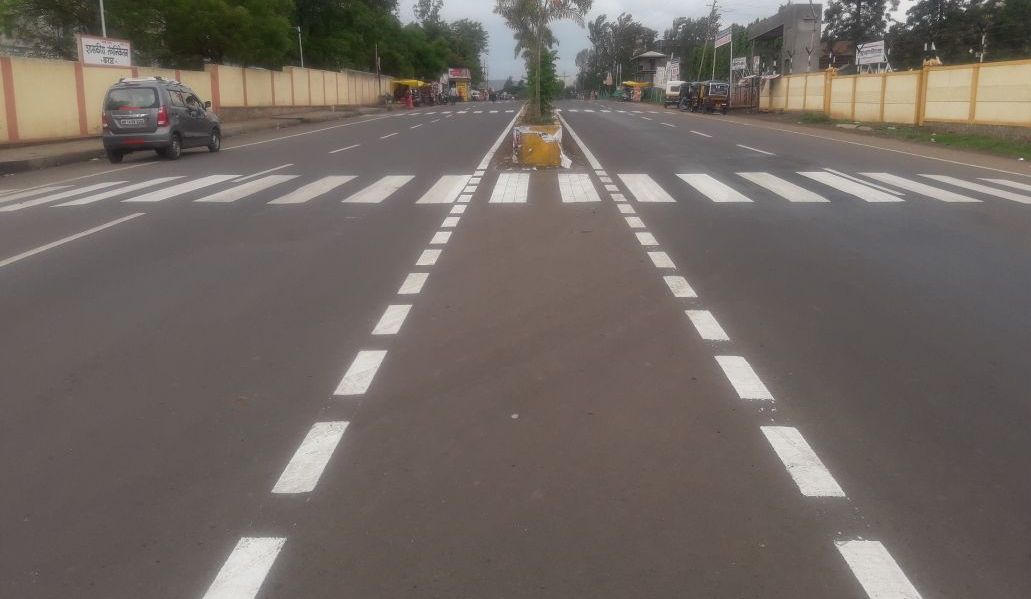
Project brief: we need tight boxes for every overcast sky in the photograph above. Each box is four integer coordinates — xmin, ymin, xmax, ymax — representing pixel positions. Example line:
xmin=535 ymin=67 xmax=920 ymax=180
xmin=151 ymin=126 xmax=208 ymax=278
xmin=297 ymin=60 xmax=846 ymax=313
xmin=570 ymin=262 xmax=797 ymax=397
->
xmin=398 ymin=1 xmax=914 ymax=84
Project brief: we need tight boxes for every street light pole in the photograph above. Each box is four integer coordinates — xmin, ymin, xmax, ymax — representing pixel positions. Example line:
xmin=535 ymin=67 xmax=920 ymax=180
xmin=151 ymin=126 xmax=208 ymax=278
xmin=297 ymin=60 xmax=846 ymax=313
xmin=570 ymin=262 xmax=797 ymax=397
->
xmin=99 ymin=0 xmax=107 ymax=37
xmin=297 ymin=26 xmax=304 ymax=68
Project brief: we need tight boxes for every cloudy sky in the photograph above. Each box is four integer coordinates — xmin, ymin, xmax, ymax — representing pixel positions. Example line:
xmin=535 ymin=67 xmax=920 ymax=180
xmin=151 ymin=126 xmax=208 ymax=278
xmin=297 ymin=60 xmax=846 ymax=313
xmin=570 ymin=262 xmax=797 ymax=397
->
xmin=398 ymin=0 xmax=914 ymax=84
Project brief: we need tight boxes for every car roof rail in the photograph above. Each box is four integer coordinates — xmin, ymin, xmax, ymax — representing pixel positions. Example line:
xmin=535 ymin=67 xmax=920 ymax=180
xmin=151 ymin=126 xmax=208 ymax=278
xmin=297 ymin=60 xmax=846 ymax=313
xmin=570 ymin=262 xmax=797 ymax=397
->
xmin=116 ymin=76 xmax=183 ymax=86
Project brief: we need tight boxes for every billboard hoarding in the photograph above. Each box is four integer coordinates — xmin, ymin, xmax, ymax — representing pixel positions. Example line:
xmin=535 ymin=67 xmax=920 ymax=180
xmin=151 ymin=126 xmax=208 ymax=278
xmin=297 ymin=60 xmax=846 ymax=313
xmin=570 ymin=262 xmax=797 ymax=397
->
xmin=856 ymin=41 xmax=886 ymax=65
xmin=714 ymin=27 xmax=733 ymax=49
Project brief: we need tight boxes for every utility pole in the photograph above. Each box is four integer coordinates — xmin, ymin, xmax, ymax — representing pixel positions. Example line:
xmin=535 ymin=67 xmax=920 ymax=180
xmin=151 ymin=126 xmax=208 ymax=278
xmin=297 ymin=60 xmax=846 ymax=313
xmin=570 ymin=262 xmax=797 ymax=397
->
xmin=296 ymin=26 xmax=304 ymax=68
xmin=698 ymin=0 xmax=721 ymax=81
xmin=99 ymin=0 xmax=107 ymax=37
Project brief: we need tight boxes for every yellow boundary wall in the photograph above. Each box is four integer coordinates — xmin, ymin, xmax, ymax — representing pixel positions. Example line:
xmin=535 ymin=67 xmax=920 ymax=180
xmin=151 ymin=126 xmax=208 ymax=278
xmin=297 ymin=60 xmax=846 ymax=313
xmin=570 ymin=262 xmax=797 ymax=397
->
xmin=0 ymin=56 xmax=394 ymax=143
xmin=757 ymin=57 xmax=1031 ymax=127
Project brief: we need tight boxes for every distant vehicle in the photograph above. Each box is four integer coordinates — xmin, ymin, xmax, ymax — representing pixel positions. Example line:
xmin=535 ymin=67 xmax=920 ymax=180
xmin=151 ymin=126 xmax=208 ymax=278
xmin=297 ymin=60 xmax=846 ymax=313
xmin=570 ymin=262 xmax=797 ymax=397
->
xmin=680 ymin=80 xmax=730 ymax=114
xmin=663 ymin=80 xmax=687 ymax=108
xmin=470 ymin=89 xmax=482 ymax=101
xmin=101 ymin=77 xmax=221 ymax=163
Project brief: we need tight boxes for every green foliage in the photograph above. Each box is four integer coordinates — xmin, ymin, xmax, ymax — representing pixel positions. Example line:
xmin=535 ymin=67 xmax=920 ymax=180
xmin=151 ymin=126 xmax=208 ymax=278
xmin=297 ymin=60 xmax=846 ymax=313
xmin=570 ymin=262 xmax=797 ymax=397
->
xmin=526 ymin=49 xmax=560 ymax=121
xmin=495 ymin=0 xmax=592 ymax=120
xmin=4 ymin=0 xmax=487 ymax=81
xmin=823 ymin=0 xmax=900 ymax=45
xmin=576 ymin=12 xmax=657 ymax=92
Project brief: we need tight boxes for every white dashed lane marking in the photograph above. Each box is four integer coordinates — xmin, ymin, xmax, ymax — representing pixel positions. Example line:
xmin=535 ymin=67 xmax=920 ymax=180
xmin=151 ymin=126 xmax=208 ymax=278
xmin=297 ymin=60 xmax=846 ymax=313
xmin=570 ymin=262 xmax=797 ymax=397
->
xmin=272 ymin=422 xmax=349 ymax=494
xmin=202 ymin=537 xmax=285 ymax=599
xmin=398 ymin=273 xmax=429 ymax=295
xmin=684 ymin=309 xmax=729 ymax=341
xmin=663 ymin=275 xmax=697 ymax=298
xmin=416 ymin=249 xmax=441 ymax=266
xmin=372 ymin=304 xmax=413 ymax=335
xmin=0 ymin=213 xmax=145 ymax=270
xmin=334 ymin=350 xmax=387 ymax=396
xmin=647 ymin=251 xmax=675 ymax=268
xmin=430 ymin=231 xmax=452 ymax=245
xmin=635 ymin=232 xmax=658 ymax=246
xmin=836 ymin=540 xmax=924 ymax=599
xmin=761 ymin=426 xmax=847 ymax=497
xmin=715 ymin=356 xmax=774 ymax=401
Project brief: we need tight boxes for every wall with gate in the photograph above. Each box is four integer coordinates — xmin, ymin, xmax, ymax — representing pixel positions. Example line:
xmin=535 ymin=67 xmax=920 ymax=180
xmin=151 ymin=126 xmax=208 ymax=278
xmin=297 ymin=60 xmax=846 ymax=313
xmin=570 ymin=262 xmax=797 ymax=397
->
xmin=758 ymin=58 xmax=1031 ymax=127
xmin=0 ymin=56 xmax=394 ymax=143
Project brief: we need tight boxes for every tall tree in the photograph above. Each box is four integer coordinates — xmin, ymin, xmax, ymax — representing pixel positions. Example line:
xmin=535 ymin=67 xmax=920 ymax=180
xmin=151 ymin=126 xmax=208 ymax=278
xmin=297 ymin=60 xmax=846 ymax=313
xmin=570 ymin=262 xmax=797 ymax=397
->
xmin=823 ymin=0 xmax=899 ymax=44
xmin=495 ymin=0 xmax=592 ymax=121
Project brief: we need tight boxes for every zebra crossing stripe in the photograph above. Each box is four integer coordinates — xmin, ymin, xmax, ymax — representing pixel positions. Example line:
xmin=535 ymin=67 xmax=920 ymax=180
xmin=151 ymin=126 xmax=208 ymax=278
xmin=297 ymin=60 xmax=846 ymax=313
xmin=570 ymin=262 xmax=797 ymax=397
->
xmin=798 ymin=171 xmax=904 ymax=203
xmin=678 ymin=174 xmax=753 ymax=203
xmin=123 ymin=175 xmax=239 ymax=203
xmin=0 ymin=185 xmax=72 ymax=206
xmin=557 ymin=173 xmax=601 ymax=203
xmin=923 ymin=175 xmax=1031 ymax=204
xmin=267 ymin=176 xmax=356 ymax=204
xmin=737 ymin=172 xmax=829 ymax=203
xmin=490 ymin=173 xmax=530 ymax=203
xmin=56 ymin=177 xmax=185 ymax=206
xmin=618 ymin=174 xmax=676 ymax=203
xmin=343 ymin=175 xmax=415 ymax=204
xmin=0 ymin=181 xmax=127 ymax=212
xmin=980 ymin=178 xmax=1031 ymax=193
xmin=861 ymin=173 xmax=980 ymax=203
xmin=417 ymin=175 xmax=472 ymax=204
xmin=195 ymin=175 xmax=298 ymax=203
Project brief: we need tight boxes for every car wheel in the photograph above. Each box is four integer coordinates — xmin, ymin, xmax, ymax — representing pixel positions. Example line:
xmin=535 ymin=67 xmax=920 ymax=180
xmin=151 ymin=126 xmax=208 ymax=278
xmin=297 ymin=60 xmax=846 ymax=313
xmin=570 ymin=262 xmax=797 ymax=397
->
xmin=106 ymin=150 xmax=124 ymax=164
xmin=164 ymin=133 xmax=182 ymax=160
xmin=207 ymin=129 xmax=221 ymax=153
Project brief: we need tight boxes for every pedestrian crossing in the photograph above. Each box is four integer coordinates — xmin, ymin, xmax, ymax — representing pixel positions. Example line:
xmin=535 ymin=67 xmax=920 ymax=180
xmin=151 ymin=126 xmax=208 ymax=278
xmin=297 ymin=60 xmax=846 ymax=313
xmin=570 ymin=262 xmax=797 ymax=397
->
xmin=2 ymin=169 xmax=1030 ymax=214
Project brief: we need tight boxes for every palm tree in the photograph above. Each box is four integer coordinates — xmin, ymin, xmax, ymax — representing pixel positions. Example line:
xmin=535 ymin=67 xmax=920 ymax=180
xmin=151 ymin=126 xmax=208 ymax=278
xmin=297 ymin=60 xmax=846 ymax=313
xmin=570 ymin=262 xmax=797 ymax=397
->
xmin=495 ymin=0 xmax=592 ymax=121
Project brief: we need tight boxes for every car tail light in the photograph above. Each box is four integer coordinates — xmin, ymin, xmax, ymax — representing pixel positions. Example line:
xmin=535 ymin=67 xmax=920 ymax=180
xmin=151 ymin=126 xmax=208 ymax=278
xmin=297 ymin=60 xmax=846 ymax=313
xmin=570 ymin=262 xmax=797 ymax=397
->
xmin=156 ymin=105 xmax=169 ymax=126
xmin=101 ymin=113 xmax=109 ymax=129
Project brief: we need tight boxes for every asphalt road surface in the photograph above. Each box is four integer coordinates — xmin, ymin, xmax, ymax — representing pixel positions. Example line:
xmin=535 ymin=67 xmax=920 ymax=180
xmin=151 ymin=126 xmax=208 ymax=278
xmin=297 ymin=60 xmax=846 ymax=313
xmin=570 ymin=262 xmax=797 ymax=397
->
xmin=2 ymin=98 xmax=1030 ymax=598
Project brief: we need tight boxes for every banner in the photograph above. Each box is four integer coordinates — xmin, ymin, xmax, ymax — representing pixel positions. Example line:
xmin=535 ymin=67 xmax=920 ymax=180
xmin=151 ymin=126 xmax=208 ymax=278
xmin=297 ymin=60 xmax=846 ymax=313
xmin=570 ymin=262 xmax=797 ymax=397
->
xmin=447 ymin=67 xmax=471 ymax=80
xmin=731 ymin=57 xmax=747 ymax=71
xmin=856 ymin=41 xmax=886 ymax=65
xmin=714 ymin=27 xmax=732 ymax=49
xmin=78 ymin=35 xmax=132 ymax=67
xmin=668 ymin=62 xmax=680 ymax=82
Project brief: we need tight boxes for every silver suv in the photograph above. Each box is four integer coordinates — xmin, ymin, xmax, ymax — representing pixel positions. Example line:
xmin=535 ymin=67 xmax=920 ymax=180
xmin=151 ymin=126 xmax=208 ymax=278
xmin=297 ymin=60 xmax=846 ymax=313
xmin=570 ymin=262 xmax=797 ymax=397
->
xmin=102 ymin=77 xmax=222 ymax=163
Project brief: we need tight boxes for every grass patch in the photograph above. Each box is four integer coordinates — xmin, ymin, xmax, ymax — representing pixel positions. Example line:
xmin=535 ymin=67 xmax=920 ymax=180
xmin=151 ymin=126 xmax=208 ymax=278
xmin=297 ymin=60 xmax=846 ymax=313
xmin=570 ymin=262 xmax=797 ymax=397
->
xmin=881 ymin=126 xmax=1030 ymax=159
xmin=798 ymin=111 xmax=832 ymax=124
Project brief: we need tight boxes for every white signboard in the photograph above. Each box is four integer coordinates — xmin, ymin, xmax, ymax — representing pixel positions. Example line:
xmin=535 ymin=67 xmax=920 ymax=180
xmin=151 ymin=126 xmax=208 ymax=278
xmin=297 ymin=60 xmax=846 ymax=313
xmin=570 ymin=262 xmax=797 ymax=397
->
xmin=668 ymin=61 xmax=680 ymax=82
xmin=655 ymin=65 xmax=668 ymax=87
xmin=731 ymin=57 xmax=747 ymax=71
xmin=856 ymin=40 xmax=886 ymax=66
xmin=78 ymin=35 xmax=132 ymax=67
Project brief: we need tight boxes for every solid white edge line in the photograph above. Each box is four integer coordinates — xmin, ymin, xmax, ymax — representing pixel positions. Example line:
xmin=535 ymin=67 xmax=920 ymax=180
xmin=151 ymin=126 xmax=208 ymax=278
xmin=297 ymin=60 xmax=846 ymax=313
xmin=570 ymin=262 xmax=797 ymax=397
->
xmin=202 ymin=537 xmax=286 ymax=599
xmin=372 ymin=304 xmax=413 ymax=335
xmin=714 ymin=355 xmax=774 ymax=400
xmin=760 ymin=426 xmax=847 ymax=497
xmin=477 ymin=106 xmax=525 ymax=170
xmin=556 ymin=113 xmax=603 ymax=170
xmin=334 ymin=350 xmax=387 ymax=396
xmin=271 ymin=421 xmax=349 ymax=494
xmin=0 ymin=213 xmax=144 ymax=270
xmin=836 ymin=540 xmax=923 ymax=599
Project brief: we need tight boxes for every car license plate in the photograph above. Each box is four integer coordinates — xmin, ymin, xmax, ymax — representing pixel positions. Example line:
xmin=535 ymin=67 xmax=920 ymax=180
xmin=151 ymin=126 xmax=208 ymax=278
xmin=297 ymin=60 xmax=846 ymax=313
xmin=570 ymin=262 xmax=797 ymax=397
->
xmin=119 ymin=118 xmax=144 ymax=127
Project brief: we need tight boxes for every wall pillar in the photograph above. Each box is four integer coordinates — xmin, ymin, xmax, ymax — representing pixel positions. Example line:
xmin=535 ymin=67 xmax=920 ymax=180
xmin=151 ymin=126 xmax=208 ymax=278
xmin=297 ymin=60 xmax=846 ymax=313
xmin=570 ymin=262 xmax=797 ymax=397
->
xmin=1 ymin=57 xmax=19 ymax=141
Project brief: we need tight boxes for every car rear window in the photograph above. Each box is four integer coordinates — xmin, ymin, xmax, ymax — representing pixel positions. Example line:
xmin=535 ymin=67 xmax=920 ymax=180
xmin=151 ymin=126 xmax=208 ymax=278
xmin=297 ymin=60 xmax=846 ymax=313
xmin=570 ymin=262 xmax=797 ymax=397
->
xmin=105 ymin=88 xmax=159 ymax=110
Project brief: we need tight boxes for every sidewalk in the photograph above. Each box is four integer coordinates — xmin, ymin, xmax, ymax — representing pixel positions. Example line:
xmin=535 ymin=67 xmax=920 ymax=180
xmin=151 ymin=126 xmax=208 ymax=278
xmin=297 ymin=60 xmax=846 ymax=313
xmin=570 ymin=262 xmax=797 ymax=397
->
xmin=0 ymin=106 xmax=391 ymax=175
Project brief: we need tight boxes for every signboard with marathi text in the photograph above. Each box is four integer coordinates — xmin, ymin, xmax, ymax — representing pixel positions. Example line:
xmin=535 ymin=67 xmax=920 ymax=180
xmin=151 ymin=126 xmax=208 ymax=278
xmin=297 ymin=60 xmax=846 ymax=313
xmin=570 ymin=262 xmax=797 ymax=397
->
xmin=856 ymin=41 xmax=887 ymax=65
xmin=731 ymin=57 xmax=747 ymax=71
xmin=714 ymin=27 xmax=732 ymax=49
xmin=668 ymin=61 xmax=680 ymax=82
xmin=447 ymin=67 xmax=471 ymax=80
xmin=78 ymin=35 xmax=132 ymax=67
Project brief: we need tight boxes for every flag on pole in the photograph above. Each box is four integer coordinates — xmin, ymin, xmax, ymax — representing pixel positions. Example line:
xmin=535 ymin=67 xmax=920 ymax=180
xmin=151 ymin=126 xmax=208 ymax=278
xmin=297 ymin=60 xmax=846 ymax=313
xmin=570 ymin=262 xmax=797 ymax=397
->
xmin=714 ymin=27 xmax=732 ymax=49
